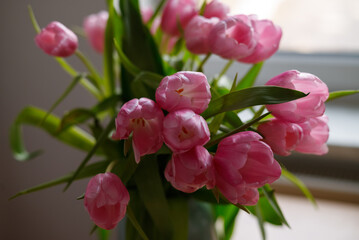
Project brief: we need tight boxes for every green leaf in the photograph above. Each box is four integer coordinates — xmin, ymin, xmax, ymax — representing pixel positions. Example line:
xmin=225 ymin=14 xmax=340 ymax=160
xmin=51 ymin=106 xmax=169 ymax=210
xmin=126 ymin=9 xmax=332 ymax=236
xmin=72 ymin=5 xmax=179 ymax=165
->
xmin=133 ymin=155 xmax=173 ymax=239
xmin=40 ymin=74 xmax=82 ymax=125
xmin=247 ymin=195 xmax=283 ymax=226
xmin=131 ymin=71 xmax=163 ymax=99
xmin=64 ymin=117 xmax=115 ymax=191
xmin=103 ymin=6 xmax=116 ymax=96
xmin=327 ymin=90 xmax=359 ymax=101
xmin=9 ymin=160 xmax=107 ymax=199
xmin=119 ymin=0 xmax=164 ymax=101
xmin=202 ymin=86 xmax=307 ymax=119
xmin=205 ymin=112 xmax=271 ymax=148
xmin=255 ymin=204 xmax=266 ymax=240
xmin=262 ymin=185 xmax=289 ymax=227
xmin=236 ymin=62 xmax=264 ymax=90
xmin=114 ymin=38 xmax=141 ymax=76
xmin=281 ymin=168 xmax=317 ymax=206
xmin=168 ymin=198 xmax=189 ymax=240
xmin=214 ymin=204 xmax=240 ymax=240
xmin=126 ymin=206 xmax=150 ymax=240
xmin=10 ymin=106 xmax=97 ymax=161
xmin=147 ymin=0 xmax=166 ymax=26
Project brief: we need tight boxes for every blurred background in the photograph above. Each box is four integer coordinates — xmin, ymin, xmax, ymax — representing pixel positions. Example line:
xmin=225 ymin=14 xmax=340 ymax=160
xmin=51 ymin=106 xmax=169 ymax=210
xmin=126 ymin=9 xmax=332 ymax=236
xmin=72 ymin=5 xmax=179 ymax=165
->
xmin=1 ymin=0 xmax=358 ymax=239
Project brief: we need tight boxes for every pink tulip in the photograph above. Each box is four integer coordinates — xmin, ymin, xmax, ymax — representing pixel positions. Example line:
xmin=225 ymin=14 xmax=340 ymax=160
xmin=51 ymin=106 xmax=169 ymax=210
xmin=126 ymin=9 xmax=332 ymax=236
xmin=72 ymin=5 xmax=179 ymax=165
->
xmin=266 ymin=70 xmax=329 ymax=123
xmin=214 ymin=131 xmax=281 ymax=205
xmin=204 ymin=0 xmax=230 ymax=20
xmin=208 ymin=15 xmax=257 ymax=60
xmin=258 ymin=118 xmax=303 ymax=156
xmin=156 ymin=71 xmax=211 ymax=114
xmin=215 ymin=175 xmax=259 ymax=205
xmin=160 ymin=0 xmax=198 ymax=36
xmin=112 ymin=98 xmax=164 ymax=163
xmin=165 ymin=146 xmax=215 ymax=193
xmin=239 ymin=15 xmax=282 ymax=63
xmin=35 ymin=21 xmax=78 ymax=57
xmin=83 ymin=11 xmax=108 ymax=53
xmin=295 ymin=115 xmax=329 ymax=155
xmin=84 ymin=173 xmax=130 ymax=230
xmin=163 ymin=109 xmax=210 ymax=153
xmin=184 ymin=16 xmax=219 ymax=54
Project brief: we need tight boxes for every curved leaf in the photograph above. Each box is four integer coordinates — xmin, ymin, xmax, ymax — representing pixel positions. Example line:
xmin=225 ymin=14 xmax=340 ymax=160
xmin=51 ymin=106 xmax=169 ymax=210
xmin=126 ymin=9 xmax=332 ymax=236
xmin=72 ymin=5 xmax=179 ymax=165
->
xmin=10 ymin=106 xmax=97 ymax=161
xmin=202 ymin=86 xmax=307 ymax=119
xmin=9 ymin=160 xmax=107 ymax=199
xmin=133 ymin=155 xmax=173 ymax=239
xmin=235 ymin=62 xmax=263 ymax=90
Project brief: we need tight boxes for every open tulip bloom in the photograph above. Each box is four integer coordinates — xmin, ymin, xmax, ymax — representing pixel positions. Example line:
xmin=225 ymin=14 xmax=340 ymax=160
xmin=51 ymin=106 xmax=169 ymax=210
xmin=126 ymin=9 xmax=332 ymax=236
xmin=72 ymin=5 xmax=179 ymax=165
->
xmin=10 ymin=1 xmax=359 ymax=239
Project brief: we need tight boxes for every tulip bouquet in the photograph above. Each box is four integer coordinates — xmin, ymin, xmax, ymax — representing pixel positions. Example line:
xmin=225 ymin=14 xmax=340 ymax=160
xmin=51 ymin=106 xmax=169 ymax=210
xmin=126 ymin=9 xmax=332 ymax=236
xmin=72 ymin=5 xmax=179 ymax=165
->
xmin=10 ymin=0 xmax=358 ymax=239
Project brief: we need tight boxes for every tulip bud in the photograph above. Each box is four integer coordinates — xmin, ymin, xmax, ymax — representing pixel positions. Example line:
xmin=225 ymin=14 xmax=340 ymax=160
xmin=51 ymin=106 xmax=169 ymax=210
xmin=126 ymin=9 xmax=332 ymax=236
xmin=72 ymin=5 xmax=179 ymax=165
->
xmin=238 ymin=15 xmax=282 ymax=63
xmin=163 ymin=109 xmax=210 ymax=153
xmin=112 ymin=98 xmax=164 ymax=163
xmin=266 ymin=70 xmax=329 ymax=123
xmin=203 ymin=0 xmax=230 ymax=20
xmin=295 ymin=115 xmax=329 ymax=155
xmin=84 ymin=173 xmax=130 ymax=230
xmin=214 ymin=131 xmax=281 ymax=205
xmin=156 ymin=71 xmax=211 ymax=114
xmin=258 ymin=118 xmax=303 ymax=156
xmin=141 ymin=7 xmax=153 ymax=24
xmin=208 ymin=15 xmax=257 ymax=60
xmin=35 ymin=21 xmax=78 ymax=57
xmin=83 ymin=11 xmax=109 ymax=53
xmin=184 ymin=16 xmax=219 ymax=54
xmin=165 ymin=146 xmax=215 ymax=193
xmin=160 ymin=0 xmax=198 ymax=36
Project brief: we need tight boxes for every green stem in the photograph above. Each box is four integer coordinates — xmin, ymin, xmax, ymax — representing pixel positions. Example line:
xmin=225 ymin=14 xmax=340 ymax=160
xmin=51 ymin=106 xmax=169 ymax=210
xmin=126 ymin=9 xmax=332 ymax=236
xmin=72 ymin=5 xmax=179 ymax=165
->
xmin=196 ymin=53 xmax=212 ymax=72
xmin=28 ymin=5 xmax=41 ymax=33
xmin=212 ymin=60 xmax=234 ymax=87
xmin=75 ymin=50 xmax=104 ymax=93
xmin=105 ymin=160 xmax=117 ymax=173
xmin=148 ymin=0 xmax=166 ymax=26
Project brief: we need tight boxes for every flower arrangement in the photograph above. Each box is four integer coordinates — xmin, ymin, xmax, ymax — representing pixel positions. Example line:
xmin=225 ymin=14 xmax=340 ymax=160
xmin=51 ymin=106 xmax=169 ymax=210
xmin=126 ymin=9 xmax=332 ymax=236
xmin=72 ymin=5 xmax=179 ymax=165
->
xmin=10 ymin=0 xmax=358 ymax=239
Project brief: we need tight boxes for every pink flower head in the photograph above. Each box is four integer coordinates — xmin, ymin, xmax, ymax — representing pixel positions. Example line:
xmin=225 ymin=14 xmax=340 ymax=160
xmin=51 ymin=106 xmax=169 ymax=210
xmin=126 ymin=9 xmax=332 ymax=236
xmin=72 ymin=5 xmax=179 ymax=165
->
xmin=84 ymin=173 xmax=130 ymax=230
xmin=35 ymin=21 xmax=78 ymax=57
xmin=112 ymin=98 xmax=164 ymax=163
xmin=160 ymin=0 xmax=198 ymax=36
xmin=165 ymin=146 xmax=215 ymax=193
xmin=238 ymin=15 xmax=282 ymax=63
xmin=258 ymin=118 xmax=303 ymax=156
xmin=214 ymin=131 xmax=281 ymax=205
xmin=163 ymin=109 xmax=210 ymax=153
xmin=83 ymin=11 xmax=109 ymax=53
xmin=204 ymin=0 xmax=230 ymax=20
xmin=208 ymin=15 xmax=257 ymax=60
xmin=295 ymin=115 xmax=329 ymax=155
xmin=266 ymin=70 xmax=329 ymax=123
xmin=156 ymin=71 xmax=211 ymax=114
xmin=184 ymin=16 xmax=219 ymax=54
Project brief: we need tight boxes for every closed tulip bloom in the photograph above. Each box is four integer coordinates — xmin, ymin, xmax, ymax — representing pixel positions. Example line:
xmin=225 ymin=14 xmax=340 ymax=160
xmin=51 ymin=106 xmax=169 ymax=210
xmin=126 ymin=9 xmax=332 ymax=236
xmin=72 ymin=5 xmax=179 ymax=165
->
xmin=266 ymin=70 xmax=329 ymax=123
xmin=185 ymin=16 xmax=219 ymax=54
xmin=203 ymin=0 xmax=230 ymax=20
xmin=295 ymin=115 xmax=329 ymax=155
xmin=163 ymin=109 xmax=210 ymax=153
xmin=208 ymin=15 xmax=257 ymax=60
xmin=83 ymin=11 xmax=108 ymax=53
xmin=258 ymin=118 xmax=303 ymax=156
xmin=84 ymin=173 xmax=130 ymax=230
xmin=239 ymin=15 xmax=282 ymax=63
xmin=160 ymin=0 xmax=198 ymax=36
xmin=214 ymin=131 xmax=281 ymax=205
xmin=156 ymin=71 xmax=211 ymax=114
xmin=165 ymin=146 xmax=215 ymax=193
xmin=112 ymin=98 xmax=164 ymax=163
xmin=35 ymin=21 xmax=78 ymax=57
